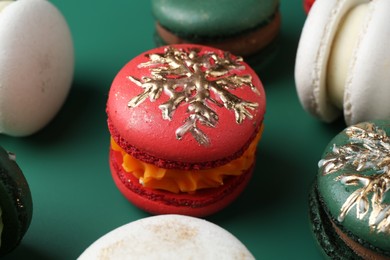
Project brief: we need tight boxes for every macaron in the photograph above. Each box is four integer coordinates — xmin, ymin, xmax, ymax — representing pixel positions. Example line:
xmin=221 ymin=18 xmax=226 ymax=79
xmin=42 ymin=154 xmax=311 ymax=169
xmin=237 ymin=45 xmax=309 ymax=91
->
xmin=151 ymin=0 xmax=280 ymax=66
xmin=0 ymin=0 xmax=74 ymax=136
xmin=295 ymin=0 xmax=390 ymax=126
xmin=78 ymin=214 xmax=254 ymax=259
xmin=0 ymin=146 xmax=33 ymax=256
xmin=106 ymin=44 xmax=266 ymax=217
xmin=310 ymin=120 xmax=390 ymax=258
xmin=303 ymin=0 xmax=315 ymax=13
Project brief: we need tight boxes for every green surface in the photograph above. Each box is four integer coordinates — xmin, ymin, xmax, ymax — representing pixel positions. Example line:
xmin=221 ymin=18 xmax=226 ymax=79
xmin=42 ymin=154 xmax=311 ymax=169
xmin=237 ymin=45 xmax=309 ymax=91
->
xmin=0 ymin=1 xmax=346 ymax=259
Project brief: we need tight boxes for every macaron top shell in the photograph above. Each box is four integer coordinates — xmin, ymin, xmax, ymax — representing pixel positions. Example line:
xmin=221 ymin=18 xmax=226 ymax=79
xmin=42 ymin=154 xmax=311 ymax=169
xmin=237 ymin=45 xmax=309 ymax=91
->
xmin=78 ymin=214 xmax=254 ymax=259
xmin=318 ymin=121 xmax=390 ymax=252
xmin=152 ymin=0 xmax=279 ymax=38
xmin=295 ymin=0 xmax=390 ymax=125
xmin=107 ymin=44 xmax=265 ymax=166
xmin=0 ymin=0 xmax=74 ymax=136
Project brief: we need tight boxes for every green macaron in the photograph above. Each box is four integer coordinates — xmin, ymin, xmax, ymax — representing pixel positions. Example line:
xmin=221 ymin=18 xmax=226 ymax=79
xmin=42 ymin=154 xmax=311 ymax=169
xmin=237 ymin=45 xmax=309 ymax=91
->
xmin=310 ymin=120 xmax=390 ymax=259
xmin=0 ymin=146 xmax=32 ymax=256
xmin=151 ymin=0 xmax=280 ymax=68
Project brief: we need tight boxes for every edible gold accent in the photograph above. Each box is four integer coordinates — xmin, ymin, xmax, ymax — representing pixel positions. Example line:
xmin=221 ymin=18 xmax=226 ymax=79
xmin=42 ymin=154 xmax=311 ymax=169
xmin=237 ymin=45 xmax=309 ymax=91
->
xmin=319 ymin=123 xmax=390 ymax=233
xmin=127 ymin=46 xmax=260 ymax=146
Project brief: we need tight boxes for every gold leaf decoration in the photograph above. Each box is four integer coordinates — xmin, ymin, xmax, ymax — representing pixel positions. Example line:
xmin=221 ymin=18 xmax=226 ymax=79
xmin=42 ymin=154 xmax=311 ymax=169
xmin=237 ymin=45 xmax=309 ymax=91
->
xmin=319 ymin=122 xmax=390 ymax=234
xmin=127 ymin=46 xmax=260 ymax=146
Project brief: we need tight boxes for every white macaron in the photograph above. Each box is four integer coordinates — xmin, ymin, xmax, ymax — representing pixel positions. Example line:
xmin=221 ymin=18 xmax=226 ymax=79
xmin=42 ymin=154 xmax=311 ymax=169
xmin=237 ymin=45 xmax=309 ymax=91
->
xmin=78 ymin=214 xmax=254 ymax=260
xmin=0 ymin=0 xmax=74 ymax=136
xmin=295 ymin=0 xmax=390 ymax=125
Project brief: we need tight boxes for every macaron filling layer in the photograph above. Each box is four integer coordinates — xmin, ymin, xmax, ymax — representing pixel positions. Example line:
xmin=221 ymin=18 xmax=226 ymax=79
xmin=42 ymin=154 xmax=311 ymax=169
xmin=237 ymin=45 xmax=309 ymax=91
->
xmin=326 ymin=2 xmax=370 ymax=110
xmin=331 ymin=219 xmax=388 ymax=259
xmin=110 ymin=125 xmax=262 ymax=193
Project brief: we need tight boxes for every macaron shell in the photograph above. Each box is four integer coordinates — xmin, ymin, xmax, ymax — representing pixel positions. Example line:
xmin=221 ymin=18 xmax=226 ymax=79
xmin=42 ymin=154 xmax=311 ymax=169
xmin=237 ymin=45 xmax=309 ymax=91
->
xmin=151 ymin=0 xmax=279 ymax=37
xmin=107 ymin=44 xmax=265 ymax=165
xmin=295 ymin=0 xmax=365 ymax=122
xmin=318 ymin=121 xmax=390 ymax=253
xmin=344 ymin=0 xmax=390 ymax=125
xmin=78 ymin=214 xmax=255 ymax=259
xmin=0 ymin=0 xmax=74 ymax=136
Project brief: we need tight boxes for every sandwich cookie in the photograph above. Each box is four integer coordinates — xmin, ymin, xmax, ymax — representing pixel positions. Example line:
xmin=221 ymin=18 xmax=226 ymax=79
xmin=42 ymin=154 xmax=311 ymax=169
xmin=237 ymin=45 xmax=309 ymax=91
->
xmin=78 ymin=214 xmax=254 ymax=259
xmin=0 ymin=146 xmax=32 ymax=256
xmin=151 ymin=0 xmax=281 ymax=68
xmin=0 ymin=0 xmax=74 ymax=136
xmin=106 ymin=44 xmax=266 ymax=217
xmin=310 ymin=121 xmax=390 ymax=259
xmin=295 ymin=0 xmax=390 ymax=126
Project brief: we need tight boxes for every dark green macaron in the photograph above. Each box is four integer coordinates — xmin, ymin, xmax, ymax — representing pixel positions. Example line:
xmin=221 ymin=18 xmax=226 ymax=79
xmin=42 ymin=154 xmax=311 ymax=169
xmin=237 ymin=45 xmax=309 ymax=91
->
xmin=151 ymin=0 xmax=280 ymax=68
xmin=0 ymin=146 xmax=33 ymax=256
xmin=310 ymin=120 xmax=390 ymax=259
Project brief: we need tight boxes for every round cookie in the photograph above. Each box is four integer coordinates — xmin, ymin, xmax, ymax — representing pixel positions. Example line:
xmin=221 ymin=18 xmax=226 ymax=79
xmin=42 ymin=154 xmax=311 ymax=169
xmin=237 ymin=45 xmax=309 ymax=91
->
xmin=295 ymin=0 xmax=390 ymax=125
xmin=78 ymin=214 xmax=255 ymax=259
xmin=106 ymin=44 xmax=265 ymax=217
xmin=0 ymin=0 xmax=74 ymax=136
xmin=310 ymin=120 xmax=390 ymax=258
xmin=0 ymin=146 xmax=33 ymax=256
xmin=151 ymin=0 xmax=280 ymax=67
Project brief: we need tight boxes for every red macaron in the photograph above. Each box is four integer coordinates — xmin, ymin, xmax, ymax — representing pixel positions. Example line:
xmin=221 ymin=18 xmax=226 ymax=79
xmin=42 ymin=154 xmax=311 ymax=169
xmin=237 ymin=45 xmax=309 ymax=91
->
xmin=106 ymin=44 xmax=266 ymax=217
xmin=304 ymin=0 xmax=315 ymax=13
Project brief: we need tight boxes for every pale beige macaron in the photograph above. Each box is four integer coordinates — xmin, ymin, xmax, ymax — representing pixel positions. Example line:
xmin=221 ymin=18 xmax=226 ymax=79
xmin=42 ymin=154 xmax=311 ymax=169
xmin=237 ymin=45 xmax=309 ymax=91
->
xmin=0 ymin=0 xmax=73 ymax=136
xmin=295 ymin=0 xmax=390 ymax=125
xmin=78 ymin=214 xmax=255 ymax=260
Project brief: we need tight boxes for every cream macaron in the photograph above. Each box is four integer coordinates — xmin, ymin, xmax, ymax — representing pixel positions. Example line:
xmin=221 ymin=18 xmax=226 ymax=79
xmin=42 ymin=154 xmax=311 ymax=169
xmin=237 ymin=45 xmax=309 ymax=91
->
xmin=0 ymin=0 xmax=74 ymax=136
xmin=78 ymin=214 xmax=254 ymax=259
xmin=295 ymin=0 xmax=390 ymax=125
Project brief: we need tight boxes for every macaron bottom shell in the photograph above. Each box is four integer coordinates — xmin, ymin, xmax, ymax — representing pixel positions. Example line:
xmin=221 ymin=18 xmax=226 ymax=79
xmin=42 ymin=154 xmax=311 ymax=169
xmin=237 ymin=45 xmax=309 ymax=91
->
xmin=109 ymin=148 xmax=254 ymax=217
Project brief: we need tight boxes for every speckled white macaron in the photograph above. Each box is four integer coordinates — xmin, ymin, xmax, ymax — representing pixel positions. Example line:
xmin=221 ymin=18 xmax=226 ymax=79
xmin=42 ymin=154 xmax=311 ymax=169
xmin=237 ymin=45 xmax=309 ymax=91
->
xmin=78 ymin=214 xmax=254 ymax=260
xmin=0 ymin=0 xmax=74 ymax=136
xmin=295 ymin=0 xmax=390 ymax=125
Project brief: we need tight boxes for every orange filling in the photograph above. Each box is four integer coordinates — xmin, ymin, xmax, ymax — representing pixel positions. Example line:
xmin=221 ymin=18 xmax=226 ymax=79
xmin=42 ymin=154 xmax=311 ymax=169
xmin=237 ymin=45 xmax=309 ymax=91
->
xmin=111 ymin=126 xmax=263 ymax=193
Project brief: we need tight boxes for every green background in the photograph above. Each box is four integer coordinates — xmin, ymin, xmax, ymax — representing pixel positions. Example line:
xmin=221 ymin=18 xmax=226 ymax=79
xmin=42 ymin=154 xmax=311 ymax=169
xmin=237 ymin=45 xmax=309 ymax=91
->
xmin=1 ymin=0 xmax=347 ymax=259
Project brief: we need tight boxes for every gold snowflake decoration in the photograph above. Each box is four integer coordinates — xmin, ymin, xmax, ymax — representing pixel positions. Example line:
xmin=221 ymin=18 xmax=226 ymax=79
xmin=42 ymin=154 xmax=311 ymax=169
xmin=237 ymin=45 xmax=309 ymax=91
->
xmin=127 ymin=46 xmax=260 ymax=146
xmin=319 ymin=122 xmax=390 ymax=233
